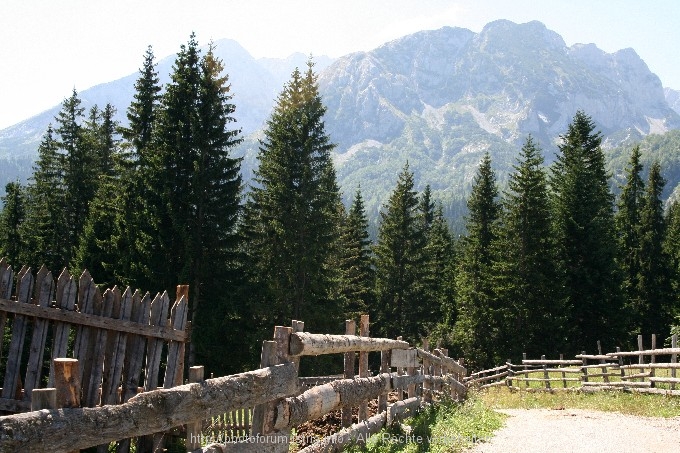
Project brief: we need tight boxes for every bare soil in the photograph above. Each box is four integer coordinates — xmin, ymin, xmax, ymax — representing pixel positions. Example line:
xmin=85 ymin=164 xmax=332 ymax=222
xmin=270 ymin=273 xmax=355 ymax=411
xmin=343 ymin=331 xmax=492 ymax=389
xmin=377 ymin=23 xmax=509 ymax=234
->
xmin=470 ymin=408 xmax=680 ymax=453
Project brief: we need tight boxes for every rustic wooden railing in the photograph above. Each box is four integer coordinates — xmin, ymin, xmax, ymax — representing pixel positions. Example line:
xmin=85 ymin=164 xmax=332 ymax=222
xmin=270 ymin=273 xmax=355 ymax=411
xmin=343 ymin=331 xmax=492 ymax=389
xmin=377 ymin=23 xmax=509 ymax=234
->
xmin=466 ymin=334 xmax=680 ymax=396
xmin=0 ymin=313 xmax=467 ymax=453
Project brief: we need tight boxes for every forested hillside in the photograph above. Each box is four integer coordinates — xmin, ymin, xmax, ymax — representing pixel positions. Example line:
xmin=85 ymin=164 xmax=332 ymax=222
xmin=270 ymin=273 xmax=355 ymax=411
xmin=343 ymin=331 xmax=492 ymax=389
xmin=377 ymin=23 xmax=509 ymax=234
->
xmin=1 ymin=35 xmax=679 ymax=375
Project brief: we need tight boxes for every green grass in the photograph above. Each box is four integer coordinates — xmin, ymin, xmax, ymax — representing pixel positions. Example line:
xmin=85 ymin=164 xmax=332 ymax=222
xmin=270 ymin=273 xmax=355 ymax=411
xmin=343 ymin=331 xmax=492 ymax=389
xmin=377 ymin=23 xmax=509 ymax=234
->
xmin=478 ymin=386 xmax=680 ymax=418
xmin=345 ymin=396 xmax=506 ymax=453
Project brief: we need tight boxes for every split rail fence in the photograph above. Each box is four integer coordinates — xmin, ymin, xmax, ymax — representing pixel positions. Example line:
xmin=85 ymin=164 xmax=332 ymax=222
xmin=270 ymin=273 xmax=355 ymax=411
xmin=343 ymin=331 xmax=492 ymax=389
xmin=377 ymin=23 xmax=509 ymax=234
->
xmin=0 ymin=259 xmax=468 ymax=453
xmin=466 ymin=334 xmax=680 ymax=396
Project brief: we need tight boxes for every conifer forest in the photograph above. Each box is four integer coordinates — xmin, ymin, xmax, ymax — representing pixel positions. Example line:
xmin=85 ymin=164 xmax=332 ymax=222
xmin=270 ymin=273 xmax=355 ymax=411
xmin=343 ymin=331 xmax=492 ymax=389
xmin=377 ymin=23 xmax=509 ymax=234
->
xmin=1 ymin=35 xmax=680 ymax=374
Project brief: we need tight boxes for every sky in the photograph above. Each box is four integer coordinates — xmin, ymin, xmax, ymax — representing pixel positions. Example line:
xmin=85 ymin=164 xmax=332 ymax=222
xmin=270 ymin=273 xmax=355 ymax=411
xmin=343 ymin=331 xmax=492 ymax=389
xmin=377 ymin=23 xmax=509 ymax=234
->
xmin=1 ymin=0 xmax=679 ymax=129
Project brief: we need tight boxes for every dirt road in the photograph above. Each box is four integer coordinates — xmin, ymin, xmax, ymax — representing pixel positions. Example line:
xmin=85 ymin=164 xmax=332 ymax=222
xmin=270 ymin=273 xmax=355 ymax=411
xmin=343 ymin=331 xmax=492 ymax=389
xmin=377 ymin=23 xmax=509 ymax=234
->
xmin=469 ymin=408 xmax=680 ymax=453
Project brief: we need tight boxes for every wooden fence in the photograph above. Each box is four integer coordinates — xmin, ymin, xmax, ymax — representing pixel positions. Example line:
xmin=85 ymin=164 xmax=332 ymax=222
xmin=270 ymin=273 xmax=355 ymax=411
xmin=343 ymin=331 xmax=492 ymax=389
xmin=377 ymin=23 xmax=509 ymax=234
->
xmin=466 ymin=334 xmax=680 ymax=396
xmin=0 ymin=313 xmax=467 ymax=453
xmin=0 ymin=259 xmax=190 ymax=452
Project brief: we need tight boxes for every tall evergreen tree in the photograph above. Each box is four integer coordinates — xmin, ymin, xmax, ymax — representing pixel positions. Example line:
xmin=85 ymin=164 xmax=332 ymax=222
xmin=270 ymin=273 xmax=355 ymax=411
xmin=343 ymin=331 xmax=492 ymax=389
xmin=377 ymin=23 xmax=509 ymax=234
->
xmin=373 ymin=164 xmax=427 ymax=342
xmin=665 ymin=201 xmax=680 ymax=326
xmin=56 ymin=89 xmax=97 ymax=265
xmin=550 ymin=111 xmax=624 ymax=351
xmin=338 ymin=188 xmax=375 ymax=319
xmin=115 ymin=45 xmax=162 ymax=288
xmin=637 ymin=162 xmax=673 ymax=337
xmin=22 ymin=125 xmax=68 ymax=270
xmin=241 ymin=61 xmax=341 ymax=337
xmin=615 ymin=145 xmax=645 ymax=319
xmin=493 ymin=136 xmax=563 ymax=359
xmin=0 ymin=182 xmax=26 ymax=266
xmin=143 ymin=36 xmax=243 ymax=372
xmin=422 ymin=202 xmax=455 ymax=341
xmin=453 ymin=153 xmax=500 ymax=367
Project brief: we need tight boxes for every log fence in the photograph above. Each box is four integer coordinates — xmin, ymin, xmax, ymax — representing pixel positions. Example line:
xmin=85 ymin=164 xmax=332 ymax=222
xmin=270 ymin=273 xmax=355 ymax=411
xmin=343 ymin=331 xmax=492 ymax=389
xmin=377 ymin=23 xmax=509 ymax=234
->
xmin=466 ymin=334 xmax=680 ymax=396
xmin=0 ymin=288 xmax=467 ymax=453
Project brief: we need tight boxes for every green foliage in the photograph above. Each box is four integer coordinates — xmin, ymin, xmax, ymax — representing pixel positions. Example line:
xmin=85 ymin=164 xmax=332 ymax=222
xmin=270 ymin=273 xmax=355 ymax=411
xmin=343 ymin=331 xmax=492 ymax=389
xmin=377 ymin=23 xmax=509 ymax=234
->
xmin=338 ymin=188 xmax=375 ymax=318
xmin=346 ymin=396 xmax=505 ymax=453
xmin=453 ymin=153 xmax=500 ymax=368
xmin=636 ymin=162 xmax=674 ymax=337
xmin=373 ymin=163 xmax=427 ymax=343
xmin=240 ymin=61 xmax=343 ymax=349
xmin=550 ymin=111 xmax=625 ymax=352
xmin=492 ymin=136 xmax=565 ymax=359
xmin=0 ymin=182 xmax=26 ymax=265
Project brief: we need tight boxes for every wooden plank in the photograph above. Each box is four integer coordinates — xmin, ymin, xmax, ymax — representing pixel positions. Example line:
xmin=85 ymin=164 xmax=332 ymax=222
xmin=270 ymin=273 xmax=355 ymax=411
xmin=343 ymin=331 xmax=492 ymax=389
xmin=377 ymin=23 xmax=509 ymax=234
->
xmin=102 ymin=287 xmax=133 ymax=406
xmin=49 ymin=269 xmax=77 ymax=387
xmin=0 ymin=297 xmax=186 ymax=342
xmin=163 ymin=294 xmax=188 ymax=388
xmin=2 ymin=269 xmax=33 ymax=402
xmin=0 ymin=397 xmax=31 ymax=412
xmin=144 ymin=291 xmax=170 ymax=391
xmin=378 ymin=349 xmax=390 ymax=412
xmin=672 ymin=335 xmax=678 ymax=390
xmin=23 ymin=267 xmax=54 ymax=400
xmin=648 ymin=377 xmax=680 ymax=384
xmin=73 ymin=270 xmax=98 ymax=394
xmin=619 ymin=363 xmax=680 ymax=369
xmin=0 ymin=259 xmax=14 ymax=365
xmin=84 ymin=285 xmax=111 ymax=407
xmin=391 ymin=348 xmax=418 ymax=368
xmin=289 ymin=332 xmax=409 ymax=356
xmin=0 ymin=363 xmax=300 ymax=453
xmin=120 ymin=291 xmax=150 ymax=402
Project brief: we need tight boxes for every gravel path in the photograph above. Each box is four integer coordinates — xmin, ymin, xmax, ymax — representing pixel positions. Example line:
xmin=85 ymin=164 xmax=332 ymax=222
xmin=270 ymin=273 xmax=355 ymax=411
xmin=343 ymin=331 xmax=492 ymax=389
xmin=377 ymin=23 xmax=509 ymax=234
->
xmin=469 ymin=409 xmax=680 ymax=453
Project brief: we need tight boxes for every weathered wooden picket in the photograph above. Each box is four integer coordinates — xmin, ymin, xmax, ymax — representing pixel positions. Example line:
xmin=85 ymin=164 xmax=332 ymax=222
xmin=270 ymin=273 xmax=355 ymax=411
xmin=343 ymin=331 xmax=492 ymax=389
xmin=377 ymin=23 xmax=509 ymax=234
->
xmin=0 ymin=259 xmax=190 ymax=452
xmin=466 ymin=334 xmax=680 ymax=395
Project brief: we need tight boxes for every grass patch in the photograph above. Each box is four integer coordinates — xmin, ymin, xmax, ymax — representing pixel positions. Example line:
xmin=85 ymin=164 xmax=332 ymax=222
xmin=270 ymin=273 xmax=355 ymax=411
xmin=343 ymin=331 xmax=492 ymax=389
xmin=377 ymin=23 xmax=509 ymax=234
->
xmin=345 ymin=396 xmax=506 ymax=453
xmin=478 ymin=386 xmax=680 ymax=418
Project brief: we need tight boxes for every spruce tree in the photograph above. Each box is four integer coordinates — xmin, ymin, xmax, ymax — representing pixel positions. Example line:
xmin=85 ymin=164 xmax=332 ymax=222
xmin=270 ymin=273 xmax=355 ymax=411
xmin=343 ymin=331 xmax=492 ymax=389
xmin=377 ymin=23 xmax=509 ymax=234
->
xmin=56 ymin=89 xmax=96 ymax=264
xmin=551 ymin=111 xmax=624 ymax=351
xmin=22 ymin=125 xmax=68 ymax=270
xmin=637 ymin=162 xmax=673 ymax=337
xmin=0 ymin=182 xmax=26 ymax=266
xmin=373 ymin=163 xmax=427 ymax=342
xmin=423 ymin=202 xmax=455 ymax=341
xmin=241 ymin=61 xmax=341 ymax=336
xmin=493 ymin=136 xmax=563 ymax=359
xmin=615 ymin=145 xmax=645 ymax=318
xmin=338 ymin=188 xmax=374 ymax=319
xmin=664 ymin=201 xmax=680 ymax=324
xmin=453 ymin=153 xmax=500 ymax=367
xmin=115 ymin=45 xmax=162 ymax=288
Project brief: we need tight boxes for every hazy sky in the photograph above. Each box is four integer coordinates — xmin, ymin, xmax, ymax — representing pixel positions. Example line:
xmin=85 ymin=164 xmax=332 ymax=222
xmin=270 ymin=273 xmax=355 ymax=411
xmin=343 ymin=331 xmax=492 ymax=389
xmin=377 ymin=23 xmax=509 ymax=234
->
xmin=1 ymin=0 xmax=678 ymax=129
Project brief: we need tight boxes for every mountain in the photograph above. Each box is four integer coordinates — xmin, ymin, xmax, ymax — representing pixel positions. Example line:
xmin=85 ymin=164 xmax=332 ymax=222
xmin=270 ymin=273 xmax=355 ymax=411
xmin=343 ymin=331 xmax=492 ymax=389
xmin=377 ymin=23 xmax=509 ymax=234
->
xmin=317 ymin=20 xmax=680 ymax=226
xmin=2 ymin=20 xmax=680 ymax=226
xmin=666 ymin=87 xmax=680 ymax=116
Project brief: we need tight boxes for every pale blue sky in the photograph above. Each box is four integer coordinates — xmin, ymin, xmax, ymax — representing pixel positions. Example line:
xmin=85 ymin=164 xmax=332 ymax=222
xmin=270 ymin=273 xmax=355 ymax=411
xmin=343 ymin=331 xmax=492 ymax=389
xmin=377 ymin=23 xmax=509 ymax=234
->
xmin=1 ymin=0 xmax=678 ymax=129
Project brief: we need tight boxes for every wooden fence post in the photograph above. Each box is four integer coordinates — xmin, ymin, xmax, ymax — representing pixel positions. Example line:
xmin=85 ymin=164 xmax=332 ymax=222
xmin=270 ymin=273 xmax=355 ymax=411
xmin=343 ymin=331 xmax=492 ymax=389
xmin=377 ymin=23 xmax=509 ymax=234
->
xmin=522 ymin=353 xmax=529 ymax=388
xmin=507 ymin=359 xmax=513 ymax=388
xmin=559 ymin=354 xmax=566 ymax=388
xmin=541 ymin=355 xmax=551 ymax=391
xmin=597 ymin=341 xmax=609 ymax=384
xmin=251 ymin=340 xmax=277 ymax=435
xmin=186 ymin=366 xmax=205 ymax=451
xmin=650 ymin=334 xmax=656 ymax=387
xmin=53 ymin=358 xmax=80 ymax=408
xmin=581 ymin=351 xmax=588 ymax=383
xmin=358 ymin=314 xmax=369 ymax=421
xmin=671 ymin=335 xmax=677 ymax=390
xmin=31 ymin=388 xmax=56 ymax=411
xmin=638 ymin=335 xmax=644 ymax=382
xmin=422 ymin=338 xmax=431 ymax=403
xmin=378 ymin=348 xmax=390 ymax=413
xmin=342 ymin=319 xmax=356 ymax=427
